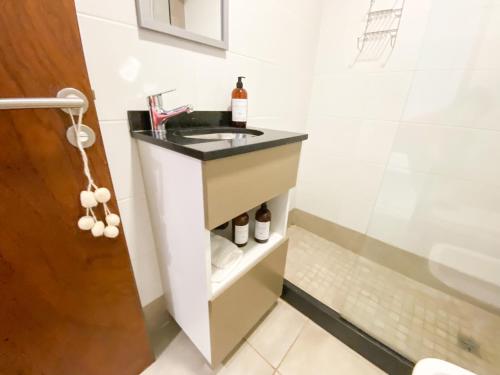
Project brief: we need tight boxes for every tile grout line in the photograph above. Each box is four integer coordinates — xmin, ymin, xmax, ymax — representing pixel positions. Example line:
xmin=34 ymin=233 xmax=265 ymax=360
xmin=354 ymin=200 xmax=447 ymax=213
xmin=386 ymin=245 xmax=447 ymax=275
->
xmin=76 ymin=11 xmax=137 ymax=29
xmin=362 ymin=65 xmax=419 ymax=237
xmin=243 ymin=339 xmax=277 ymax=371
xmin=77 ymin=12 xmax=308 ymax=72
xmin=243 ymin=304 xmax=310 ymax=372
xmin=274 ymin=317 xmax=310 ymax=371
xmin=286 ymin=227 xmax=500 ymax=374
xmin=307 ymin=113 xmax=500 ymax=134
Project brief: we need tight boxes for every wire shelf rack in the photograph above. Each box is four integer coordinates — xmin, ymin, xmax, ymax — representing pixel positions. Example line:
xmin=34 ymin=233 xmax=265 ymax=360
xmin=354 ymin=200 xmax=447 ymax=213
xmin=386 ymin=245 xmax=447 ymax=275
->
xmin=357 ymin=0 xmax=405 ymax=53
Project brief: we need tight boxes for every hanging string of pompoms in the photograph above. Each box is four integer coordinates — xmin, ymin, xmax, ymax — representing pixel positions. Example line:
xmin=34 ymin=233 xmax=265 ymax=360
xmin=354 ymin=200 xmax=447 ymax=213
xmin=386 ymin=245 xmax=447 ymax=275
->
xmin=68 ymin=108 xmax=120 ymax=238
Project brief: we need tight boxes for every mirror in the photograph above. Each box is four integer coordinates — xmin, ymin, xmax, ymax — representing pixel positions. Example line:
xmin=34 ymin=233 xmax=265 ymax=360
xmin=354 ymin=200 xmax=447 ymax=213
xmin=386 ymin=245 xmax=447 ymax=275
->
xmin=136 ymin=0 xmax=228 ymax=50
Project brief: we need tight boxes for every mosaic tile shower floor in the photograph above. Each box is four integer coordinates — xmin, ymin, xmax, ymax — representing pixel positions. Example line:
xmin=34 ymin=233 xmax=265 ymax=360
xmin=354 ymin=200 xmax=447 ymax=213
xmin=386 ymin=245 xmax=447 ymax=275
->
xmin=285 ymin=225 xmax=500 ymax=375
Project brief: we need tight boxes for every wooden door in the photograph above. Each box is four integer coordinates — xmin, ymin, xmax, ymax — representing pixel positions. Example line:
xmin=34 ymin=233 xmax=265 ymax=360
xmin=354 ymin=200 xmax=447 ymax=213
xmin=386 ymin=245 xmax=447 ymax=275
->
xmin=0 ymin=1 xmax=154 ymax=374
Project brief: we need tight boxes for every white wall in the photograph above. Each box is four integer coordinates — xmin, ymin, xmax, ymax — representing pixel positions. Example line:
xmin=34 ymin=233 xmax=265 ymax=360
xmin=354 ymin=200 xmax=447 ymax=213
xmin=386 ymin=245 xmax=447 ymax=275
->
xmin=75 ymin=0 xmax=322 ymax=305
xmin=296 ymin=0 xmax=500 ymax=286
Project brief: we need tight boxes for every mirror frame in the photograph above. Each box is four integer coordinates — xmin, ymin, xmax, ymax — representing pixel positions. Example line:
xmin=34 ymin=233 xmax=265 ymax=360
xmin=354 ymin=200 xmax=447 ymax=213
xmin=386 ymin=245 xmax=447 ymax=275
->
xmin=136 ymin=0 xmax=229 ymax=50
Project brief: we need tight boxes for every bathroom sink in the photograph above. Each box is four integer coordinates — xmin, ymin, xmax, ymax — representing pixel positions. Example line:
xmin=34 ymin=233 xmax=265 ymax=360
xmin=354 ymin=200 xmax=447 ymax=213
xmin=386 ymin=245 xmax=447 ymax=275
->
xmin=413 ymin=359 xmax=476 ymax=375
xmin=172 ymin=127 xmax=264 ymax=141
xmin=128 ymin=110 xmax=307 ymax=160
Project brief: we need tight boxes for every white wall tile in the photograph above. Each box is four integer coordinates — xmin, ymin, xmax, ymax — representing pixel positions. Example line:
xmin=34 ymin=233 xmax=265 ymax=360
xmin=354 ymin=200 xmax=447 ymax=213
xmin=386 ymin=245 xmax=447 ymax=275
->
xmin=309 ymin=71 xmax=413 ymax=121
xmin=365 ymin=168 xmax=429 ymax=252
xmin=78 ymin=12 xmax=318 ymax=123
xmin=363 ymin=72 xmax=414 ymax=121
xmin=368 ymin=168 xmax=500 ymax=286
xmin=402 ymin=69 xmax=500 ymax=130
xmin=274 ymin=0 xmax=322 ymax=73
xmin=99 ymin=120 xmax=145 ymax=201
xmin=313 ymin=1 xmax=365 ymax=74
xmin=296 ymin=151 xmax=385 ymax=233
xmin=297 ymin=0 xmax=500 ymax=290
xmin=78 ymin=14 xmax=198 ymax=121
xmin=229 ymin=0 xmax=321 ymax=72
xmin=196 ymin=56 xmax=283 ymax=118
xmin=380 ymin=8 xmax=429 ymax=71
xmin=314 ymin=0 xmax=430 ymax=73
xmin=228 ymin=0 xmax=282 ymax=64
xmin=191 ymin=51 xmax=306 ymax=119
xmin=118 ymin=196 xmax=164 ymax=306
xmin=306 ymin=116 xmax=398 ymax=165
xmin=75 ymin=0 xmax=138 ymax=25
xmin=355 ymin=119 xmax=399 ymax=164
xmin=389 ymin=123 xmax=500 ymax=186
xmin=308 ymin=73 xmax=369 ymax=118
xmin=76 ymin=0 xmax=321 ymax=75
xmin=417 ymin=1 xmax=500 ymax=70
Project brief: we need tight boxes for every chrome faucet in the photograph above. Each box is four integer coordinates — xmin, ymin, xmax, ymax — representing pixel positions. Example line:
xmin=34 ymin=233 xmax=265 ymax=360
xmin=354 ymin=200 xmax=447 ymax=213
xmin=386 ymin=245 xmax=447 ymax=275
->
xmin=147 ymin=89 xmax=193 ymax=133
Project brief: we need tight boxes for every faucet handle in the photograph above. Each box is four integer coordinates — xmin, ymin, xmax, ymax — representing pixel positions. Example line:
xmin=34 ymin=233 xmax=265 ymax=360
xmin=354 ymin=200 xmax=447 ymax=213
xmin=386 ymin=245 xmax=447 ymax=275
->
xmin=147 ymin=89 xmax=176 ymax=108
xmin=156 ymin=89 xmax=176 ymax=96
xmin=148 ymin=89 xmax=176 ymax=98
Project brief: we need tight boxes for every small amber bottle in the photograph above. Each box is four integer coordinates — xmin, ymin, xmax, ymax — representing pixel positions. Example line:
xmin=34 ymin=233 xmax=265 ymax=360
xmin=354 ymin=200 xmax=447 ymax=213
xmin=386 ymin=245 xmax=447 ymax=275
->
xmin=231 ymin=76 xmax=248 ymax=128
xmin=232 ymin=212 xmax=249 ymax=247
xmin=254 ymin=203 xmax=271 ymax=243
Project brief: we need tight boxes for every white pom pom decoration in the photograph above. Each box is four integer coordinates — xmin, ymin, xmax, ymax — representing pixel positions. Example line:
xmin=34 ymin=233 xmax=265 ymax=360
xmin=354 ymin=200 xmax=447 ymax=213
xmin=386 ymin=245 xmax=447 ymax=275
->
xmin=94 ymin=187 xmax=111 ymax=203
xmin=78 ymin=216 xmax=95 ymax=231
xmin=70 ymin=107 xmax=118 ymax=240
xmin=104 ymin=225 xmax=119 ymax=238
xmin=91 ymin=221 xmax=105 ymax=237
xmin=80 ymin=190 xmax=98 ymax=208
xmin=105 ymin=213 xmax=121 ymax=226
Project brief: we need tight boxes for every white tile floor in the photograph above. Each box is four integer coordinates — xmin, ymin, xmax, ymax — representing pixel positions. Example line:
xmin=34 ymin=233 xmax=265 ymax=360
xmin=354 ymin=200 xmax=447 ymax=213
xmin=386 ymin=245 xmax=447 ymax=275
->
xmin=142 ymin=299 xmax=385 ymax=375
xmin=285 ymin=225 xmax=500 ymax=375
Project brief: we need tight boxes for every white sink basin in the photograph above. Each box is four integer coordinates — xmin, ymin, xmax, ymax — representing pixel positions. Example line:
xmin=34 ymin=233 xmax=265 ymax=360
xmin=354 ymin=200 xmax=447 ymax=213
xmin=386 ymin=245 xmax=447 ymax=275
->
xmin=413 ymin=359 xmax=477 ymax=375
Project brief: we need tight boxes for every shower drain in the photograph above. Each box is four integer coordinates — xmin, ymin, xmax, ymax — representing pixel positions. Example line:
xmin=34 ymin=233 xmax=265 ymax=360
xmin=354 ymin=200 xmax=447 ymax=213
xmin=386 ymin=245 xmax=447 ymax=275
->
xmin=457 ymin=333 xmax=480 ymax=355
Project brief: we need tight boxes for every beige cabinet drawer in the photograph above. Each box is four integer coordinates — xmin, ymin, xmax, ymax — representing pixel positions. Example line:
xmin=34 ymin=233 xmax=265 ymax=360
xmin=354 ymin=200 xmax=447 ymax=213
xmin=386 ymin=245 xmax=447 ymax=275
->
xmin=209 ymin=239 xmax=289 ymax=364
xmin=202 ymin=144 xmax=301 ymax=230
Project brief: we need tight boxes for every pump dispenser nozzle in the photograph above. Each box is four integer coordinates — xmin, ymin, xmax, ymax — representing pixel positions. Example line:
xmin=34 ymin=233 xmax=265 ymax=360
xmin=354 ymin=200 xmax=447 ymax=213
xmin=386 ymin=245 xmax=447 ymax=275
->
xmin=236 ymin=76 xmax=246 ymax=88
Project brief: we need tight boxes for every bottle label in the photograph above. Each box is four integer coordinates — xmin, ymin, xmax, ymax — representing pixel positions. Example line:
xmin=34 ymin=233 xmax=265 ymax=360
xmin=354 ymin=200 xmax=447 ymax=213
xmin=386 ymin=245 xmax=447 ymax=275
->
xmin=234 ymin=224 xmax=249 ymax=245
xmin=232 ymin=99 xmax=248 ymax=122
xmin=255 ymin=221 xmax=270 ymax=241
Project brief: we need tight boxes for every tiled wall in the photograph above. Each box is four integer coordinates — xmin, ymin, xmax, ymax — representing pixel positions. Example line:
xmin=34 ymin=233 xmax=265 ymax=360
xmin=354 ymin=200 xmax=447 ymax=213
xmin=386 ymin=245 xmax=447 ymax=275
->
xmin=75 ymin=0 xmax=322 ymax=305
xmin=295 ymin=0 xmax=500 ymax=289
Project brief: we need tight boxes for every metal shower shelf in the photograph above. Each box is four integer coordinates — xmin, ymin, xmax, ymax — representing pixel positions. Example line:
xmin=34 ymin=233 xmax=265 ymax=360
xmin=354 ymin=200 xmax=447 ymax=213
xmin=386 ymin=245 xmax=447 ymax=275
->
xmin=356 ymin=0 xmax=406 ymax=53
xmin=357 ymin=29 xmax=399 ymax=50
xmin=367 ymin=8 xmax=403 ymax=20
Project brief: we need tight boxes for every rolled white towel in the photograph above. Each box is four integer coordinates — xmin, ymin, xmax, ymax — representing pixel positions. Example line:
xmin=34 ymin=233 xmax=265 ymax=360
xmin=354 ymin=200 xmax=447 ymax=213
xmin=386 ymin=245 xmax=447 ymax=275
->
xmin=211 ymin=233 xmax=243 ymax=269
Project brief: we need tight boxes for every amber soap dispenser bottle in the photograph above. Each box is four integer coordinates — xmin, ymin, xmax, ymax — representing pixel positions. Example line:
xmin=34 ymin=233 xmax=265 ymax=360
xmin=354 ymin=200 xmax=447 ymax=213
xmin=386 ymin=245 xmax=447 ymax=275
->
xmin=231 ymin=76 xmax=248 ymax=128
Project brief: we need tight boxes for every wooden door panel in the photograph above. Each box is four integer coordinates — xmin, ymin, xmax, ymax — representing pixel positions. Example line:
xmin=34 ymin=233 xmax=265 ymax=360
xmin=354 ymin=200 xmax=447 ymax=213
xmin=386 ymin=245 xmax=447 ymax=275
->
xmin=0 ymin=1 xmax=153 ymax=374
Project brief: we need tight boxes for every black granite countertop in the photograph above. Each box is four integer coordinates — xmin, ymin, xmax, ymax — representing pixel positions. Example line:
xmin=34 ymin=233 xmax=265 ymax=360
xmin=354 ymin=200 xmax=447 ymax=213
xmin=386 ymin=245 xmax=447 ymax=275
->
xmin=128 ymin=111 xmax=308 ymax=161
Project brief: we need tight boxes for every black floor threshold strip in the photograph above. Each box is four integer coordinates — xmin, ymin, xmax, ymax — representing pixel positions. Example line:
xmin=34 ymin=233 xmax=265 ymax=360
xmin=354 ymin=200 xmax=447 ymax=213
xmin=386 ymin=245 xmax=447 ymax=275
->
xmin=281 ymin=279 xmax=415 ymax=375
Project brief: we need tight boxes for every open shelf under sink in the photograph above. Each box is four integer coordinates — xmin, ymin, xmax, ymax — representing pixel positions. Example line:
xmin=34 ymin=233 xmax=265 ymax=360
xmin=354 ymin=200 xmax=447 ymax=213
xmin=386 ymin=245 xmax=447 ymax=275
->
xmin=211 ymin=232 xmax=285 ymax=299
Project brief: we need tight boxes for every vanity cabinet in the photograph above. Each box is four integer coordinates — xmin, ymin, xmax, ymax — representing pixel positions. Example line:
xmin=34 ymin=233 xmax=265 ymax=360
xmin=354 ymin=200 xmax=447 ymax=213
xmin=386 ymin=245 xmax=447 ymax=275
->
xmin=137 ymin=140 xmax=303 ymax=365
xmin=210 ymin=239 xmax=288 ymax=364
